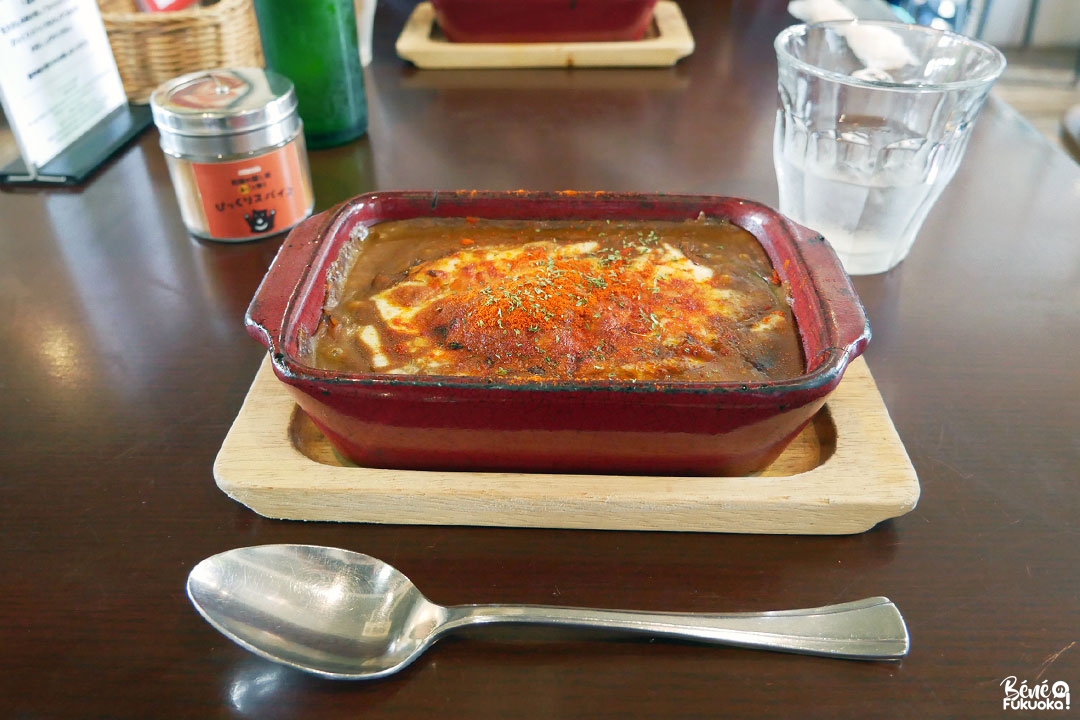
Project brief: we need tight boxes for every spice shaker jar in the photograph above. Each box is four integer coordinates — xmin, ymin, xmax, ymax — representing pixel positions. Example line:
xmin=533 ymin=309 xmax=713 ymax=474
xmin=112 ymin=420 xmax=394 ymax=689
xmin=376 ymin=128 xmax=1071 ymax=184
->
xmin=150 ymin=68 xmax=315 ymax=242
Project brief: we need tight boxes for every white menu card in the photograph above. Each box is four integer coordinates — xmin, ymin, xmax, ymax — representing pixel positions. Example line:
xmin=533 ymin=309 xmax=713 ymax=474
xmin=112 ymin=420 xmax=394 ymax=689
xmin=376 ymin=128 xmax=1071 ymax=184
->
xmin=0 ymin=0 xmax=127 ymax=173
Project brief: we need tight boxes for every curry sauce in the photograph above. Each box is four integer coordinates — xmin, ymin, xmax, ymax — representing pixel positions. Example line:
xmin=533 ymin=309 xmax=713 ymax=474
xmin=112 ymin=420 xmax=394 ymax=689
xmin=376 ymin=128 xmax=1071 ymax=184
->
xmin=309 ymin=216 xmax=805 ymax=382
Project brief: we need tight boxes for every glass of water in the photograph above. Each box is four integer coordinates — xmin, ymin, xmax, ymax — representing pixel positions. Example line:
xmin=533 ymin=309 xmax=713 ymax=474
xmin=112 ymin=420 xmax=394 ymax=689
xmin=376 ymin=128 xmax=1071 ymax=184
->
xmin=773 ymin=21 xmax=1005 ymax=275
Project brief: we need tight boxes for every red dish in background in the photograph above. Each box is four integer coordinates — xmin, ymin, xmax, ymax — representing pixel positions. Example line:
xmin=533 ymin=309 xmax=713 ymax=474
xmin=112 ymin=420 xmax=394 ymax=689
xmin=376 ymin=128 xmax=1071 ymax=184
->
xmin=245 ymin=191 xmax=869 ymax=476
xmin=430 ymin=0 xmax=660 ymax=43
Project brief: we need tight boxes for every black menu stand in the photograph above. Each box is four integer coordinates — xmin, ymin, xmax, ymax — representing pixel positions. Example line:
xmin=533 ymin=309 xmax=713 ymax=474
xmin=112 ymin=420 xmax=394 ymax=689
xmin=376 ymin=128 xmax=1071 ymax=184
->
xmin=1 ymin=103 xmax=153 ymax=189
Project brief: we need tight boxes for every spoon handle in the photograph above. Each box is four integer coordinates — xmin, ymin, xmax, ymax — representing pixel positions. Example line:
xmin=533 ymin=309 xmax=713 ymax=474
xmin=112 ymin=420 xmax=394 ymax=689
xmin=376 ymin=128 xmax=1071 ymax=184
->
xmin=443 ymin=596 xmax=908 ymax=660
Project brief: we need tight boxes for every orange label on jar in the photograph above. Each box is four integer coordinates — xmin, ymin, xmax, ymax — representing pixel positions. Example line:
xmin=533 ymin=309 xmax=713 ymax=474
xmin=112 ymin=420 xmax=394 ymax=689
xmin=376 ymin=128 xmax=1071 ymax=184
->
xmin=192 ymin=145 xmax=310 ymax=240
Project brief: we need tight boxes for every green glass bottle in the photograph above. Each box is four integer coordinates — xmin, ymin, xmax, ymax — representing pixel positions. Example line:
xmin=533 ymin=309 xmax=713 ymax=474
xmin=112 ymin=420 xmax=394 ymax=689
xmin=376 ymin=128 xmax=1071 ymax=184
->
xmin=252 ymin=0 xmax=368 ymax=149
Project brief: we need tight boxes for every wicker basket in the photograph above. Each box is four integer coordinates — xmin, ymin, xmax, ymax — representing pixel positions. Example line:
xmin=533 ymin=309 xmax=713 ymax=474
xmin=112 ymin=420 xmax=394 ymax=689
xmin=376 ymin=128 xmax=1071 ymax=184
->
xmin=99 ymin=0 xmax=264 ymax=103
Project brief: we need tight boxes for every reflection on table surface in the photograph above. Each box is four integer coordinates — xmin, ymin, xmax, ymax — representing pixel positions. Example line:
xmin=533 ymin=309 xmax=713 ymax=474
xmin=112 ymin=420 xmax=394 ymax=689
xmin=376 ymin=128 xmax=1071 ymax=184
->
xmin=1 ymin=1 xmax=1079 ymax=718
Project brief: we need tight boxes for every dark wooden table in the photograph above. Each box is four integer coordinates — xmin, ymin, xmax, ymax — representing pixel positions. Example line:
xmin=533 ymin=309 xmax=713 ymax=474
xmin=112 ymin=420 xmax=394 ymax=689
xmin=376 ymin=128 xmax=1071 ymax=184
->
xmin=2 ymin=2 xmax=1078 ymax=717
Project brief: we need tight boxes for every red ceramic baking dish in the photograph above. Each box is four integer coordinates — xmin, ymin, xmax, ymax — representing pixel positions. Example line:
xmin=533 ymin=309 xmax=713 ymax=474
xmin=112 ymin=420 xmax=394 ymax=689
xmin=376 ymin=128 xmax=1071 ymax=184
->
xmin=430 ymin=0 xmax=659 ymax=43
xmin=246 ymin=191 xmax=869 ymax=476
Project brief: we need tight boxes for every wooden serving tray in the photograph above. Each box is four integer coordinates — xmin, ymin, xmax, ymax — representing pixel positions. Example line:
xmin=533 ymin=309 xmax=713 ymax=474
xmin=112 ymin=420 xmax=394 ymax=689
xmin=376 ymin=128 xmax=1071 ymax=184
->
xmin=395 ymin=1 xmax=695 ymax=70
xmin=213 ymin=356 xmax=919 ymax=534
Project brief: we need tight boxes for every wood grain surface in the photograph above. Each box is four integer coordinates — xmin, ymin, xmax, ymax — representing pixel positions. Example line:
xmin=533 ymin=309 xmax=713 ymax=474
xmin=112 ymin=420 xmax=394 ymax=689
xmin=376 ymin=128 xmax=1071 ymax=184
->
xmin=1 ymin=1 xmax=1078 ymax=718
xmin=395 ymin=2 xmax=695 ymax=69
xmin=215 ymin=356 xmax=918 ymax=533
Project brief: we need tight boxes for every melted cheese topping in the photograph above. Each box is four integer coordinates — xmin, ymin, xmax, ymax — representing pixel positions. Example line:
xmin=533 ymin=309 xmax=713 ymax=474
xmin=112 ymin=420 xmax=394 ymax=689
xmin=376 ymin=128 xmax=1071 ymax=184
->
xmin=354 ymin=237 xmax=791 ymax=381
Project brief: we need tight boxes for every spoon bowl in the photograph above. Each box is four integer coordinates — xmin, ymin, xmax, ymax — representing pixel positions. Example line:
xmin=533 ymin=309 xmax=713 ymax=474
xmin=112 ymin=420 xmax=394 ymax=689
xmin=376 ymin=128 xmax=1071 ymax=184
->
xmin=187 ymin=544 xmax=909 ymax=680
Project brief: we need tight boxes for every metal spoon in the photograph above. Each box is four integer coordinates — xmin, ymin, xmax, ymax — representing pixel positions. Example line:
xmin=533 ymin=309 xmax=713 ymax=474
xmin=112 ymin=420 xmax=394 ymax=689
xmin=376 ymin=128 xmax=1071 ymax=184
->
xmin=187 ymin=544 xmax=909 ymax=680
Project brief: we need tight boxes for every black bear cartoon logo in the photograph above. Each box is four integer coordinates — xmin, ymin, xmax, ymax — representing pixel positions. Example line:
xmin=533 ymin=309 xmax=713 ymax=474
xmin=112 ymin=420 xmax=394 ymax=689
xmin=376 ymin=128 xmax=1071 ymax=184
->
xmin=244 ymin=208 xmax=277 ymax=234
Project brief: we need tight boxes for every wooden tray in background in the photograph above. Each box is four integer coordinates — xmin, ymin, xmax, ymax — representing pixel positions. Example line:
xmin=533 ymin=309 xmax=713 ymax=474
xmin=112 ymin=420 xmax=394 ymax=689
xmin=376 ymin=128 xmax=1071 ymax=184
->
xmin=213 ymin=356 xmax=920 ymax=534
xmin=395 ymin=1 xmax=695 ymax=70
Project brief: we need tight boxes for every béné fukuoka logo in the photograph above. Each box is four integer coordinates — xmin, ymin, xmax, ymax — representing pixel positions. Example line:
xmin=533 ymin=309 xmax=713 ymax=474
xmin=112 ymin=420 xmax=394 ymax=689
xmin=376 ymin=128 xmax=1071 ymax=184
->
xmin=1001 ymin=676 xmax=1071 ymax=711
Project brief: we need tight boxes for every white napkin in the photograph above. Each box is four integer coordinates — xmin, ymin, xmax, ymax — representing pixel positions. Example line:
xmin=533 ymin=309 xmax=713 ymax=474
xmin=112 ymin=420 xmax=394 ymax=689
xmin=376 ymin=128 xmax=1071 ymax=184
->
xmin=787 ymin=0 xmax=917 ymax=74
xmin=788 ymin=0 xmax=856 ymax=23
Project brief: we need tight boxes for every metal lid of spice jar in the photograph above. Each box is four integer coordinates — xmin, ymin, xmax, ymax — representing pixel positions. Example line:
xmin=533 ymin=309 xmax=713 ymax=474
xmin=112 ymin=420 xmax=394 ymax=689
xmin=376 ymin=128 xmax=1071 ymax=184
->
xmin=150 ymin=68 xmax=302 ymax=158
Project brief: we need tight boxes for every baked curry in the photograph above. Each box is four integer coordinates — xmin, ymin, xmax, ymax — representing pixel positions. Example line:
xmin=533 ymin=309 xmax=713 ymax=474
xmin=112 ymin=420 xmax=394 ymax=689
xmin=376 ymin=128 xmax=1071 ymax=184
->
xmin=309 ymin=216 xmax=804 ymax=382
